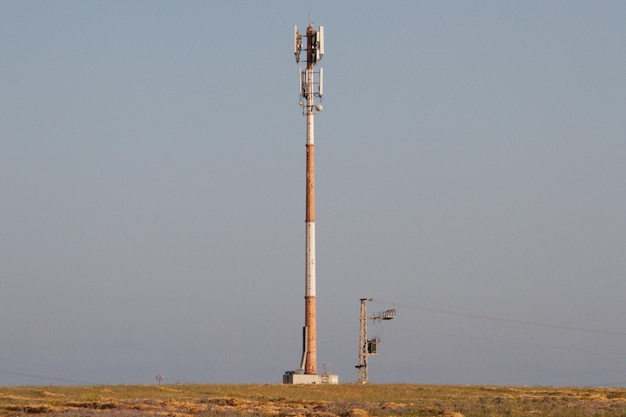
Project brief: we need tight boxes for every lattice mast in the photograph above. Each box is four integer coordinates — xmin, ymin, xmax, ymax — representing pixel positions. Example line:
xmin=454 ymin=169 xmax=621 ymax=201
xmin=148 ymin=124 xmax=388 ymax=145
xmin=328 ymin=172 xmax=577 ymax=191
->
xmin=357 ymin=298 xmax=372 ymax=383
xmin=356 ymin=299 xmax=396 ymax=383
xmin=294 ymin=22 xmax=324 ymax=375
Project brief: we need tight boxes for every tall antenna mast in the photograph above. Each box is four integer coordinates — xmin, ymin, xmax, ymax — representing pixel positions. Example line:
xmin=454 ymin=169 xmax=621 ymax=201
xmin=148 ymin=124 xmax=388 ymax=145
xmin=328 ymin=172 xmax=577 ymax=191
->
xmin=284 ymin=22 xmax=336 ymax=385
xmin=301 ymin=21 xmax=322 ymax=377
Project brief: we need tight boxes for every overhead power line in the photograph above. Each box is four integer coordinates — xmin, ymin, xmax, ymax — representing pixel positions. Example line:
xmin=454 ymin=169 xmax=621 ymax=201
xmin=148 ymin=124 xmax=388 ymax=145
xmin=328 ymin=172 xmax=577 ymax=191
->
xmin=373 ymin=301 xmax=626 ymax=337
xmin=0 ymin=369 xmax=94 ymax=385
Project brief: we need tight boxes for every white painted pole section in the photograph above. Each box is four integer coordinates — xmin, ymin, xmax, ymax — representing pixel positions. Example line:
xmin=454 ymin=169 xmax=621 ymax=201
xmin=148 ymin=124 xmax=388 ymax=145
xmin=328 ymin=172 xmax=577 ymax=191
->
xmin=305 ymin=222 xmax=316 ymax=297
xmin=305 ymin=65 xmax=315 ymax=299
xmin=306 ymin=68 xmax=314 ymax=146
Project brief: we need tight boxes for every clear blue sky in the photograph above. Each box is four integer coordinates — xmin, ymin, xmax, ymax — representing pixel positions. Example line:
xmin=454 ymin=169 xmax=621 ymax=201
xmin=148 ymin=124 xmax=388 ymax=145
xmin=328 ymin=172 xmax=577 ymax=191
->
xmin=2 ymin=1 xmax=626 ymax=386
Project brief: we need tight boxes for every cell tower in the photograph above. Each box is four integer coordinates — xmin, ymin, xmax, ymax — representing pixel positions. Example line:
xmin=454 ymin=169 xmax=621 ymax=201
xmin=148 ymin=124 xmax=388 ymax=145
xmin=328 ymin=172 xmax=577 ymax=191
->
xmin=283 ymin=22 xmax=337 ymax=385
xmin=356 ymin=298 xmax=396 ymax=384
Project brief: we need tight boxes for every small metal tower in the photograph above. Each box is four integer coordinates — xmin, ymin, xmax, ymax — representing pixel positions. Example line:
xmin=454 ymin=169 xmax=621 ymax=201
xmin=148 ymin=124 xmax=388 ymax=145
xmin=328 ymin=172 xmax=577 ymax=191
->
xmin=356 ymin=298 xmax=396 ymax=384
xmin=356 ymin=298 xmax=372 ymax=384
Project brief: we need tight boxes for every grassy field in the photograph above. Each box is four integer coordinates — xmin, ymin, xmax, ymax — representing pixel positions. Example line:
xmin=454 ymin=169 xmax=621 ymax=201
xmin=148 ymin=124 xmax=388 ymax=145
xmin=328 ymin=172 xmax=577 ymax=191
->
xmin=2 ymin=383 xmax=626 ymax=416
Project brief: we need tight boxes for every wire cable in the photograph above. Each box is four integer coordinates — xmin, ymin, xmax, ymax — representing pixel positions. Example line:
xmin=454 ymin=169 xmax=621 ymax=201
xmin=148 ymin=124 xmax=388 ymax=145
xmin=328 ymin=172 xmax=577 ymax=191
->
xmin=372 ymin=300 xmax=626 ymax=337
xmin=0 ymin=369 xmax=95 ymax=385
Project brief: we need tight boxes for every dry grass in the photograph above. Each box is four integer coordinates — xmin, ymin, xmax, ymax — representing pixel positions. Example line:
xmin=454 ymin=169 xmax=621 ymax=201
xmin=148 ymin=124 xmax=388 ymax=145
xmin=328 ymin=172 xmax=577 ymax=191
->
xmin=1 ymin=384 xmax=626 ymax=416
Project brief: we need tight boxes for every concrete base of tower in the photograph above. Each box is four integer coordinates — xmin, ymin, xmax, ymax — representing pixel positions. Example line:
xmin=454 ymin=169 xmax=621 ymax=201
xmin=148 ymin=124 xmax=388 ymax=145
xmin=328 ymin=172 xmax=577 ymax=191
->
xmin=282 ymin=371 xmax=339 ymax=385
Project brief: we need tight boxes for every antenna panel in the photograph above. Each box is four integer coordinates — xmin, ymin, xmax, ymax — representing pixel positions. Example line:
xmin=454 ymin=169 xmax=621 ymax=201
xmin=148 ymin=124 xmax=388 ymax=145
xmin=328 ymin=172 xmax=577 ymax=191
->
xmin=294 ymin=25 xmax=303 ymax=63
xmin=318 ymin=26 xmax=324 ymax=58
xmin=298 ymin=68 xmax=302 ymax=96
xmin=319 ymin=68 xmax=323 ymax=97
xmin=293 ymin=25 xmax=298 ymax=54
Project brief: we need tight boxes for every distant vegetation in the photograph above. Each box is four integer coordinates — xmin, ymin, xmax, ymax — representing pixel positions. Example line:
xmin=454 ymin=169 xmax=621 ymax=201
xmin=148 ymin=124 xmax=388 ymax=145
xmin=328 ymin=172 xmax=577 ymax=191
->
xmin=2 ymin=383 xmax=626 ymax=416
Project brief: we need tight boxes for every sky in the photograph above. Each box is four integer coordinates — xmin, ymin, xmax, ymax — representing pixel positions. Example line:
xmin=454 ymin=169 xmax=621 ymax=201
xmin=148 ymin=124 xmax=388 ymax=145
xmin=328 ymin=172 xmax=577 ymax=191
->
xmin=1 ymin=1 xmax=626 ymax=387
